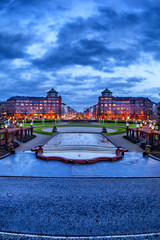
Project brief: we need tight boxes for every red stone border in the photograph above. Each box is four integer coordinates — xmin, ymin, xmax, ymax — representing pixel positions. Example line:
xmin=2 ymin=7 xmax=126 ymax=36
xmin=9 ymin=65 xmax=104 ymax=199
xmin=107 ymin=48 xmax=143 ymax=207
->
xmin=31 ymin=132 xmax=127 ymax=163
xmin=31 ymin=132 xmax=58 ymax=152
xmin=36 ymin=152 xmax=123 ymax=164
xmin=101 ymin=133 xmax=128 ymax=153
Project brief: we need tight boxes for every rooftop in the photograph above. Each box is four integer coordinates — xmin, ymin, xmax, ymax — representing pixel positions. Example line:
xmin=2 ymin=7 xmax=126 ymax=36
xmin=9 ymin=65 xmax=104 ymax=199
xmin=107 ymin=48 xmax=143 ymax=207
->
xmin=47 ymin=88 xmax=58 ymax=93
xmin=7 ymin=96 xmax=46 ymax=101
xmin=102 ymin=88 xmax=112 ymax=93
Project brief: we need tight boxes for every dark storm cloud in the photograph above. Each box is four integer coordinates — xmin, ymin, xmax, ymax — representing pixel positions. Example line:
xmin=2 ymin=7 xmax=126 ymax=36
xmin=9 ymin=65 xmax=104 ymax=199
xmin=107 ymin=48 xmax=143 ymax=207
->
xmin=0 ymin=32 xmax=31 ymax=59
xmin=0 ymin=0 xmax=160 ymax=110
xmin=33 ymin=7 xmax=141 ymax=71
xmin=138 ymin=6 xmax=160 ymax=61
xmin=126 ymin=77 xmax=145 ymax=83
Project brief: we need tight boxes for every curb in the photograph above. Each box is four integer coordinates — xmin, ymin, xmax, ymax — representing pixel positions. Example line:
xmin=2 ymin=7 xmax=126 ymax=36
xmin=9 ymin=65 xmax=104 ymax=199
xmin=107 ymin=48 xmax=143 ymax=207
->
xmin=148 ymin=154 xmax=160 ymax=161
xmin=0 ymin=152 xmax=11 ymax=160
xmin=0 ymin=231 xmax=160 ymax=240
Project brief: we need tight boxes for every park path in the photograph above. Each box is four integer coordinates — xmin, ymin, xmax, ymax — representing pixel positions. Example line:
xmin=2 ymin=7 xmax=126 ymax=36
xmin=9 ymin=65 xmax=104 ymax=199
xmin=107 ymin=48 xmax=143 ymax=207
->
xmin=109 ymin=133 xmax=143 ymax=152
xmin=15 ymin=133 xmax=50 ymax=152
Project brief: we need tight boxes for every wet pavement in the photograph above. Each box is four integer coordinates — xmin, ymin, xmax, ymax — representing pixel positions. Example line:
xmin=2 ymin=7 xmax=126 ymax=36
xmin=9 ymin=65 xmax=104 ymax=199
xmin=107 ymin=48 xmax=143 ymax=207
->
xmin=44 ymin=133 xmax=114 ymax=147
xmin=0 ymin=152 xmax=160 ymax=177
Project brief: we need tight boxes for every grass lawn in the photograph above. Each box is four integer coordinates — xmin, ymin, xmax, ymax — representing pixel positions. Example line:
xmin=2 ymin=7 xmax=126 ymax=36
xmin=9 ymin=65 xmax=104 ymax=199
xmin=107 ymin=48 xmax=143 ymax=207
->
xmin=104 ymin=127 xmax=126 ymax=136
xmin=68 ymin=122 xmax=92 ymax=125
xmin=24 ymin=122 xmax=58 ymax=127
xmin=33 ymin=126 xmax=55 ymax=135
xmin=101 ymin=123 xmax=136 ymax=128
xmin=33 ymin=124 xmax=126 ymax=136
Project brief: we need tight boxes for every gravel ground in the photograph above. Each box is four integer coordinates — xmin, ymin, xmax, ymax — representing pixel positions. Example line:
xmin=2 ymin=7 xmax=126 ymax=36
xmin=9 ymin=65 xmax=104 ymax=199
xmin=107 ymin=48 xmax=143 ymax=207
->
xmin=0 ymin=177 xmax=160 ymax=237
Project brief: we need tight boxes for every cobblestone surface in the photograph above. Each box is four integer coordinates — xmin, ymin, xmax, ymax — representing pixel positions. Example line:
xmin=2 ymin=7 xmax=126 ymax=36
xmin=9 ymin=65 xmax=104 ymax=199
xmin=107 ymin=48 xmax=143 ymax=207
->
xmin=108 ymin=134 xmax=143 ymax=152
xmin=15 ymin=133 xmax=50 ymax=152
xmin=0 ymin=178 xmax=160 ymax=237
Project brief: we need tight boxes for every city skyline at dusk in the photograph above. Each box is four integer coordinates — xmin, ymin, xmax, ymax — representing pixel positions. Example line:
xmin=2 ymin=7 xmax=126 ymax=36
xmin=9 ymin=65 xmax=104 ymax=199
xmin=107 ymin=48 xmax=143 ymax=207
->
xmin=0 ymin=0 xmax=160 ymax=111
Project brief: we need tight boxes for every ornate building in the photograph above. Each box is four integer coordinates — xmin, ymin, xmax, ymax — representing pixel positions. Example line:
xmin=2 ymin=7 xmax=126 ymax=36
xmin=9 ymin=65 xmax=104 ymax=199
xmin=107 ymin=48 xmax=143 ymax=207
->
xmin=7 ymin=88 xmax=62 ymax=120
xmin=84 ymin=88 xmax=153 ymax=120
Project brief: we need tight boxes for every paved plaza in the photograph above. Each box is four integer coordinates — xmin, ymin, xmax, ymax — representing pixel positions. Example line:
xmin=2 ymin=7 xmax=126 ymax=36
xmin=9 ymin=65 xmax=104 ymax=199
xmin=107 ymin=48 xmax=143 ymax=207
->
xmin=16 ymin=127 xmax=142 ymax=153
xmin=0 ymin=152 xmax=159 ymax=177
xmin=0 ymin=127 xmax=159 ymax=239
xmin=0 ymin=177 xmax=160 ymax=238
xmin=43 ymin=126 xmax=116 ymax=133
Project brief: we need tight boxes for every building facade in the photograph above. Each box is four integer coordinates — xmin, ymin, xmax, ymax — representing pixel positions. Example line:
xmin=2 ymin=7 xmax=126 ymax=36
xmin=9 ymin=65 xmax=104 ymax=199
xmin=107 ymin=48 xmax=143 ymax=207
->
xmin=84 ymin=88 xmax=153 ymax=120
xmin=61 ymin=103 xmax=77 ymax=119
xmin=84 ymin=104 xmax=98 ymax=119
xmin=7 ymin=88 xmax=62 ymax=120
xmin=0 ymin=101 xmax=8 ymax=119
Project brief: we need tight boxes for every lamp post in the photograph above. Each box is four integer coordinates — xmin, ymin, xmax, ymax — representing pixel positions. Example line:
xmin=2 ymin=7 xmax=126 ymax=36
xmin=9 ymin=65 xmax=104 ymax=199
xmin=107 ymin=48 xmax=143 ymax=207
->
xmin=126 ymin=122 xmax=129 ymax=137
xmin=30 ymin=122 xmax=33 ymax=136
xmin=20 ymin=122 xmax=23 ymax=139
xmin=4 ymin=124 xmax=8 ymax=144
xmin=135 ymin=121 xmax=137 ymax=128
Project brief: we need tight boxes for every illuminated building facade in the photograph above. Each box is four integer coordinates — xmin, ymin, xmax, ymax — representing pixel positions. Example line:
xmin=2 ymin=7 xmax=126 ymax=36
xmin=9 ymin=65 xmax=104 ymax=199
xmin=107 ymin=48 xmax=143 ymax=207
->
xmin=7 ymin=88 xmax=62 ymax=120
xmin=85 ymin=88 xmax=153 ymax=120
xmin=84 ymin=104 xmax=98 ymax=119
xmin=61 ymin=103 xmax=77 ymax=119
xmin=0 ymin=102 xmax=8 ymax=119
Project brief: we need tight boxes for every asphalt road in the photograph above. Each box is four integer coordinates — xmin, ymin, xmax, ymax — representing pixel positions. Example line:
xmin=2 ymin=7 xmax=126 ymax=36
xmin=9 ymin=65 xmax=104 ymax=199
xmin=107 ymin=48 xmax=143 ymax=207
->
xmin=0 ymin=177 xmax=160 ymax=236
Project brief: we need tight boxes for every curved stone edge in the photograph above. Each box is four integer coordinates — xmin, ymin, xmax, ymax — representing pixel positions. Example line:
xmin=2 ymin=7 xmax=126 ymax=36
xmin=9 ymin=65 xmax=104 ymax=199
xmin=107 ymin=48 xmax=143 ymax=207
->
xmin=33 ymin=132 xmax=127 ymax=163
xmin=148 ymin=154 xmax=160 ymax=161
xmin=31 ymin=132 xmax=58 ymax=152
xmin=0 ymin=152 xmax=11 ymax=160
xmin=101 ymin=133 xmax=128 ymax=152
xmin=36 ymin=153 xmax=123 ymax=163
xmin=0 ymin=231 xmax=160 ymax=240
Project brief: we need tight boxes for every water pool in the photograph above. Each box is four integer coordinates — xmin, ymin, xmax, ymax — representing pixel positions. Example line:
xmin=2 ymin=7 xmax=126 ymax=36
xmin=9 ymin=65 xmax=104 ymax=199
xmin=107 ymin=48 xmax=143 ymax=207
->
xmin=34 ymin=132 xmax=123 ymax=163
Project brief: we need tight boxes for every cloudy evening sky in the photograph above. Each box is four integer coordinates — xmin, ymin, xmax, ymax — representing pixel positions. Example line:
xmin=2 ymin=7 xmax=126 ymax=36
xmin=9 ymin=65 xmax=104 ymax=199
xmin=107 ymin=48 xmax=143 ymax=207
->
xmin=0 ymin=0 xmax=160 ymax=111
